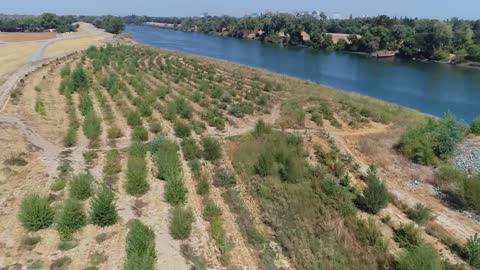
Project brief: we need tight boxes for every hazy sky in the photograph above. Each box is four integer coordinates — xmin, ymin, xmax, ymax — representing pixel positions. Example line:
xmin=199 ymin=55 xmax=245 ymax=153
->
xmin=1 ymin=0 xmax=479 ymax=19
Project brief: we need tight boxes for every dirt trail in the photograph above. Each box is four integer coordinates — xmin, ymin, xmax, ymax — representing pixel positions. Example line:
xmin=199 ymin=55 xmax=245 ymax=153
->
xmin=0 ymin=115 xmax=61 ymax=176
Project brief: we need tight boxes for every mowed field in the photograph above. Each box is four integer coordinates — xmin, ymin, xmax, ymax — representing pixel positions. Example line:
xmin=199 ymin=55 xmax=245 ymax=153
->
xmin=0 ymin=32 xmax=56 ymax=42
xmin=0 ymin=42 xmax=42 ymax=79
xmin=44 ymin=36 xmax=110 ymax=58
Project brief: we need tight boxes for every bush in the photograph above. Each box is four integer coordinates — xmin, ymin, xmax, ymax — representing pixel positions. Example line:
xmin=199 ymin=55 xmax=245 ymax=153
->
xmin=57 ymin=199 xmax=86 ymax=240
xmin=471 ymin=117 xmax=480 ymax=135
xmin=90 ymin=186 xmax=118 ymax=227
xmin=63 ymin=127 xmax=77 ymax=147
xmin=356 ymin=166 xmax=389 ymax=214
xmin=435 ymin=165 xmax=480 ymax=212
xmin=124 ymin=221 xmax=156 ymax=270
xmin=465 ymin=233 xmax=480 ymax=267
xmin=406 ymin=203 xmax=433 ymax=225
xmin=174 ymin=120 xmax=191 ymax=138
xmin=398 ymin=244 xmax=441 ymax=270
xmin=169 ymin=207 xmax=194 ymax=240
xmin=189 ymin=159 xmax=202 ymax=179
xmin=127 ymin=111 xmax=142 ymax=127
xmin=18 ymin=194 xmax=55 ymax=231
xmin=50 ymin=178 xmax=66 ymax=191
xmin=71 ymin=66 xmax=88 ymax=91
xmin=196 ymin=178 xmax=210 ymax=195
xmin=61 ymin=64 xmax=71 ymax=78
xmin=164 ymin=176 xmax=187 ymax=206
xmin=253 ymin=120 xmax=272 ymax=137
xmin=394 ymin=223 xmax=422 ymax=249
xmin=107 ymin=125 xmax=123 ymax=139
xmin=149 ymin=121 xmax=162 ymax=134
xmin=79 ymin=93 xmax=93 ymax=116
xmin=83 ymin=111 xmax=102 ymax=141
xmin=181 ymin=138 xmax=202 ymax=161
xmin=153 ymin=137 xmax=181 ymax=181
xmin=132 ymin=125 xmax=148 ymax=141
xmin=126 ymin=155 xmax=149 ymax=196
xmin=398 ymin=115 xmax=464 ymax=164
xmin=203 ymin=200 xmax=222 ymax=222
xmin=104 ymin=149 xmax=122 ymax=176
xmin=254 ymin=152 xmax=274 ymax=177
xmin=202 ymin=137 xmax=221 ymax=161
xmin=70 ymin=174 xmax=94 ymax=200
xmin=433 ymin=49 xmax=450 ymax=61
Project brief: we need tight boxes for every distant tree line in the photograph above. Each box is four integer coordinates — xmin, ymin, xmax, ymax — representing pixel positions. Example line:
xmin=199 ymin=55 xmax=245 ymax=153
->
xmin=145 ymin=13 xmax=480 ymax=62
xmin=0 ymin=13 xmax=77 ymax=33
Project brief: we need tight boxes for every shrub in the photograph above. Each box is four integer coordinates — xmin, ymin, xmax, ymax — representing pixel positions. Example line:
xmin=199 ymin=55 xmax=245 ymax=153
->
xmin=398 ymin=244 xmax=441 ymax=270
xmin=169 ymin=207 xmax=194 ymax=240
xmin=209 ymin=217 xmax=229 ymax=254
xmin=104 ymin=150 xmax=122 ymax=176
xmin=174 ymin=97 xmax=193 ymax=119
xmin=57 ymin=199 xmax=86 ymax=240
xmin=132 ymin=125 xmax=148 ymax=141
xmin=253 ymin=120 xmax=272 ymax=137
xmin=356 ymin=166 xmax=389 ymax=214
xmin=465 ymin=233 xmax=480 ymax=267
xmin=127 ymin=111 xmax=142 ymax=127
xmin=61 ymin=64 xmax=71 ymax=78
xmin=188 ymin=159 xmax=202 ymax=178
xmin=196 ymin=178 xmax=210 ymax=195
xmin=254 ymin=151 xmax=274 ymax=177
xmin=126 ymin=155 xmax=149 ymax=195
xmin=213 ymin=168 xmax=236 ymax=188
xmin=18 ymin=194 xmax=55 ymax=231
xmin=107 ymin=125 xmax=123 ymax=139
xmin=181 ymin=138 xmax=202 ymax=161
xmin=83 ymin=111 xmax=102 ymax=141
xmin=433 ymin=49 xmax=449 ymax=61
xmin=63 ymin=127 xmax=77 ymax=147
xmin=90 ymin=186 xmax=118 ymax=227
xmin=70 ymin=174 xmax=94 ymax=200
xmin=394 ymin=223 xmax=422 ymax=249
xmin=79 ymin=93 xmax=93 ymax=116
xmin=164 ymin=176 xmax=187 ymax=206
xmin=203 ymin=200 xmax=222 ymax=222
xmin=202 ymin=137 xmax=221 ymax=161
xmin=124 ymin=221 xmax=156 ymax=270
xmin=471 ymin=117 xmax=480 ymax=135
xmin=71 ymin=66 xmax=88 ymax=91
xmin=50 ymin=178 xmax=66 ymax=191
xmin=174 ymin=120 xmax=191 ymax=138
xmin=153 ymin=138 xmax=181 ymax=181
xmin=149 ymin=121 xmax=162 ymax=134
xmin=406 ymin=203 xmax=433 ymax=225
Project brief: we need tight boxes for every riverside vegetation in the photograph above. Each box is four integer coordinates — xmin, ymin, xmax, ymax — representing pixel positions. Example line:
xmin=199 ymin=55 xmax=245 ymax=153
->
xmin=6 ymin=41 xmax=480 ymax=270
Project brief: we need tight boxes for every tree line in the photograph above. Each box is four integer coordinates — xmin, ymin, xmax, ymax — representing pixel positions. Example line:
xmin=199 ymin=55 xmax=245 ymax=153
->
xmin=144 ymin=13 xmax=480 ymax=62
xmin=0 ymin=13 xmax=125 ymax=34
xmin=0 ymin=13 xmax=77 ymax=33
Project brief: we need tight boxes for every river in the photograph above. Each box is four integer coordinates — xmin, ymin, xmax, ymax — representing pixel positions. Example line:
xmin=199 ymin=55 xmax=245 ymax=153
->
xmin=126 ymin=25 xmax=480 ymax=122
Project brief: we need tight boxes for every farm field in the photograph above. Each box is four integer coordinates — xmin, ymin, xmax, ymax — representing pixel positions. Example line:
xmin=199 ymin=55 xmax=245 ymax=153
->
xmin=0 ymin=43 xmax=479 ymax=270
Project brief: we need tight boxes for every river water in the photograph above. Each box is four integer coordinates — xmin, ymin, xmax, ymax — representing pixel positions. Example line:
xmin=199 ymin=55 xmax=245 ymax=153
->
xmin=127 ymin=25 xmax=480 ymax=122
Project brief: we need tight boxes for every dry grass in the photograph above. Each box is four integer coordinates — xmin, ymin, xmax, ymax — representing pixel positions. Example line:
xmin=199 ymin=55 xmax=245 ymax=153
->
xmin=0 ymin=32 xmax=56 ymax=42
xmin=44 ymin=36 xmax=107 ymax=58
xmin=0 ymin=42 xmax=42 ymax=78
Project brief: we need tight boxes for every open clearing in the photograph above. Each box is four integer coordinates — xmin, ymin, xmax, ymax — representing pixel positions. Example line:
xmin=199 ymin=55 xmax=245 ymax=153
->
xmin=0 ymin=42 xmax=42 ymax=79
xmin=0 ymin=32 xmax=56 ymax=42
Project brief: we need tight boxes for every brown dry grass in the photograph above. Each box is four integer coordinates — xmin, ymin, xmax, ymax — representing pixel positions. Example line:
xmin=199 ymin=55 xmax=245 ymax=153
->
xmin=0 ymin=42 xmax=42 ymax=79
xmin=0 ymin=32 xmax=55 ymax=42
xmin=44 ymin=36 xmax=108 ymax=58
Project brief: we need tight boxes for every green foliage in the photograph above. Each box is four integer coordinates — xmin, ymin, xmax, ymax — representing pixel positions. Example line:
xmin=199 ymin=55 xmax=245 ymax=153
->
xmin=107 ymin=125 xmax=123 ymax=139
xmin=254 ymin=152 xmax=274 ymax=177
xmin=203 ymin=200 xmax=222 ymax=221
xmin=164 ymin=176 xmax=187 ymax=206
xmin=406 ymin=203 xmax=433 ymax=225
xmin=34 ymin=96 xmax=46 ymax=115
xmin=126 ymin=154 xmax=149 ymax=195
xmin=61 ymin=64 xmax=71 ymax=78
xmin=63 ymin=127 xmax=77 ymax=147
xmin=398 ymin=114 xmax=464 ymax=164
xmin=174 ymin=120 xmax=191 ymax=138
xmin=18 ymin=194 xmax=55 ymax=231
xmin=169 ymin=207 xmax=194 ymax=240
xmin=394 ymin=223 xmax=422 ymax=249
xmin=104 ymin=149 xmax=122 ymax=176
xmin=127 ymin=111 xmax=142 ymax=127
xmin=434 ymin=166 xmax=480 ymax=212
xmin=124 ymin=221 xmax=156 ymax=270
xmin=202 ymin=137 xmax=222 ymax=161
xmin=90 ymin=186 xmax=118 ymax=227
xmin=465 ymin=233 xmax=480 ymax=267
xmin=398 ymin=244 xmax=442 ymax=270
xmin=70 ymin=174 xmax=94 ymax=200
xmin=82 ymin=111 xmax=102 ymax=141
xmin=50 ymin=178 xmax=66 ymax=191
xmin=253 ymin=120 xmax=272 ymax=137
xmin=471 ymin=116 xmax=480 ymax=135
xmin=79 ymin=93 xmax=93 ymax=116
xmin=196 ymin=178 xmax=210 ymax=195
xmin=99 ymin=16 xmax=125 ymax=34
xmin=57 ymin=199 xmax=86 ymax=240
xmin=152 ymin=136 xmax=182 ymax=181
xmin=132 ymin=125 xmax=148 ymax=141
xmin=181 ymin=138 xmax=202 ymax=161
xmin=356 ymin=166 xmax=389 ymax=214
xmin=71 ymin=66 xmax=88 ymax=91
